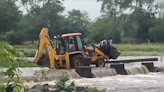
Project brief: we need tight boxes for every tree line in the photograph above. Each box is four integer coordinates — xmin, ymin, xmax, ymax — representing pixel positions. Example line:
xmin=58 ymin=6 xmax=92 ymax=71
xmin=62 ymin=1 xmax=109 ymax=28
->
xmin=0 ymin=0 xmax=163 ymax=45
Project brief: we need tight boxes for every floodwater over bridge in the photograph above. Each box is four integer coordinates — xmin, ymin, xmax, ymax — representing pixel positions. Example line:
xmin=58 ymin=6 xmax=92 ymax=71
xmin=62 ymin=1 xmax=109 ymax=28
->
xmin=2 ymin=56 xmax=164 ymax=91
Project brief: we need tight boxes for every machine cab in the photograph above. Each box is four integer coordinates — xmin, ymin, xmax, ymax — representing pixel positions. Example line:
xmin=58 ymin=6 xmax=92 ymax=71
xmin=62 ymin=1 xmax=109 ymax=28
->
xmin=54 ymin=33 xmax=85 ymax=55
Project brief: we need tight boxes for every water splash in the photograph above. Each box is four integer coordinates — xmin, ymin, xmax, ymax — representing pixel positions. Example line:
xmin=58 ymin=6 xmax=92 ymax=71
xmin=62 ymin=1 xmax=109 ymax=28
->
xmin=92 ymin=67 xmax=117 ymax=78
xmin=154 ymin=66 xmax=164 ymax=72
xmin=40 ymin=69 xmax=80 ymax=81
xmin=21 ymin=69 xmax=81 ymax=82
xmin=125 ymin=65 xmax=149 ymax=75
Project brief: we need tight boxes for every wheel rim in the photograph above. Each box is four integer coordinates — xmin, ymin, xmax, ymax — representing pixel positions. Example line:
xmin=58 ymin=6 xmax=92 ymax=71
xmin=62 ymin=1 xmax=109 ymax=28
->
xmin=99 ymin=60 xmax=104 ymax=67
xmin=74 ymin=59 xmax=83 ymax=67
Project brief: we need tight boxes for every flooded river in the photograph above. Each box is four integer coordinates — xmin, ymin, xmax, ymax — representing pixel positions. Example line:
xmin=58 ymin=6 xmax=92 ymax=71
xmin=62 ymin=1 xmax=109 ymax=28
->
xmin=3 ymin=56 xmax=164 ymax=91
xmin=23 ymin=73 xmax=164 ymax=92
xmin=73 ymin=73 xmax=164 ymax=92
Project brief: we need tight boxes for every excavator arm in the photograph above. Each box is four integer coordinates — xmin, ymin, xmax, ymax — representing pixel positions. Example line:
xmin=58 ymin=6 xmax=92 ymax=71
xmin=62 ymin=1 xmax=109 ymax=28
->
xmin=34 ymin=28 xmax=56 ymax=68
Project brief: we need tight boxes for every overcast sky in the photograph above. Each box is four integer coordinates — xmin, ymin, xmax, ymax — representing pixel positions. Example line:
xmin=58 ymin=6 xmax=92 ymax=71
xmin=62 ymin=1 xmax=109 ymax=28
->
xmin=62 ymin=0 xmax=102 ymax=20
xmin=16 ymin=0 xmax=102 ymax=20
xmin=17 ymin=0 xmax=163 ymax=20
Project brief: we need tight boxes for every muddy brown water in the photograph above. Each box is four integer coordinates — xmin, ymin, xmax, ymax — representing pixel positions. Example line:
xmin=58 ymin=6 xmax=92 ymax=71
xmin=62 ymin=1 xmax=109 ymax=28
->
xmin=22 ymin=72 xmax=164 ymax=92
xmin=1 ymin=56 xmax=164 ymax=92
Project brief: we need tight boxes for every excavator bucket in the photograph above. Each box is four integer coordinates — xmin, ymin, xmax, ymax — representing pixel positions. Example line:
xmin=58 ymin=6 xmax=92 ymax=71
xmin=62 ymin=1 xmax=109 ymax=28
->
xmin=36 ymin=54 xmax=50 ymax=67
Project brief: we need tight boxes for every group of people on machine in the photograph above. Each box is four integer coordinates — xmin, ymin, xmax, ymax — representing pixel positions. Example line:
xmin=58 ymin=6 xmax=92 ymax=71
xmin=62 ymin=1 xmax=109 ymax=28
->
xmin=57 ymin=36 xmax=113 ymax=54
xmin=57 ymin=37 xmax=119 ymax=59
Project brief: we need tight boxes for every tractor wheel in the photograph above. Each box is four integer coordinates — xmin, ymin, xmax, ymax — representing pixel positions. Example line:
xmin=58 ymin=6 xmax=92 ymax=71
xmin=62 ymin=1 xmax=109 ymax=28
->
xmin=95 ymin=58 xmax=105 ymax=67
xmin=71 ymin=55 xmax=84 ymax=68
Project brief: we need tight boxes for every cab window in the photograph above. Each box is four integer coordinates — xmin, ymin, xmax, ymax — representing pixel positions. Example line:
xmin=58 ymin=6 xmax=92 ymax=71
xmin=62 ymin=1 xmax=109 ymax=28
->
xmin=76 ymin=36 xmax=83 ymax=51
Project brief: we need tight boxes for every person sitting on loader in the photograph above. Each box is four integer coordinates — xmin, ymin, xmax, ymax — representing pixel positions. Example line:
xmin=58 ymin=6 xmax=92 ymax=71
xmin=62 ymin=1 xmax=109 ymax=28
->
xmin=102 ymin=41 xmax=107 ymax=48
xmin=68 ymin=37 xmax=75 ymax=52
xmin=59 ymin=43 xmax=64 ymax=54
xmin=107 ymin=38 xmax=113 ymax=47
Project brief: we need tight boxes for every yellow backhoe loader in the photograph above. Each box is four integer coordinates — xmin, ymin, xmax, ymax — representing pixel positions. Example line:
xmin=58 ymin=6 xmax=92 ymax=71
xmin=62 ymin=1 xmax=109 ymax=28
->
xmin=34 ymin=28 xmax=120 ymax=69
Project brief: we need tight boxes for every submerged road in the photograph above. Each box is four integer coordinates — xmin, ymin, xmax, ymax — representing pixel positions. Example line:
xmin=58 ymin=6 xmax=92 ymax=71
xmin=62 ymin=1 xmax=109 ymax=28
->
xmin=7 ymin=56 xmax=161 ymax=77
xmin=27 ymin=56 xmax=162 ymax=62
xmin=2 ymin=56 xmax=163 ymax=77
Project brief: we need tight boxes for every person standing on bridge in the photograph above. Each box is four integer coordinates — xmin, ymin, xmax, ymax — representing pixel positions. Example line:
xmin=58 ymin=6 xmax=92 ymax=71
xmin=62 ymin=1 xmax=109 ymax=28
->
xmin=107 ymin=38 xmax=113 ymax=47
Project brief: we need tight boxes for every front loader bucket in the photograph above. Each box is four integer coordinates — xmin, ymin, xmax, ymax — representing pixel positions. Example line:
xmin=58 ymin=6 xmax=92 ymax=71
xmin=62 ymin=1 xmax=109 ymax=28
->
xmin=102 ymin=46 xmax=120 ymax=59
xmin=36 ymin=54 xmax=50 ymax=67
xmin=110 ymin=47 xmax=120 ymax=59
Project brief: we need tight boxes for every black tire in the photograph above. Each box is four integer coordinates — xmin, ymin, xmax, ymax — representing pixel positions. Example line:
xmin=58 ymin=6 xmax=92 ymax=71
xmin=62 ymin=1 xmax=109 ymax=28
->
xmin=95 ymin=58 xmax=105 ymax=67
xmin=70 ymin=55 xmax=85 ymax=68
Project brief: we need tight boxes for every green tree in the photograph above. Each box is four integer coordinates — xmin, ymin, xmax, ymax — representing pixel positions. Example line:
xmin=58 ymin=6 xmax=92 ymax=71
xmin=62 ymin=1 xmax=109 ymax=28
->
xmin=19 ymin=0 xmax=65 ymax=41
xmin=98 ymin=0 xmax=160 ymax=43
xmin=0 ymin=0 xmax=23 ymax=44
xmin=18 ymin=0 xmax=44 ymax=43
xmin=38 ymin=0 xmax=65 ymax=38
xmin=0 ymin=0 xmax=22 ymax=34
xmin=87 ymin=15 xmax=122 ymax=43
xmin=62 ymin=9 xmax=90 ymax=38
xmin=5 ymin=31 xmax=24 ymax=45
xmin=149 ymin=18 xmax=164 ymax=43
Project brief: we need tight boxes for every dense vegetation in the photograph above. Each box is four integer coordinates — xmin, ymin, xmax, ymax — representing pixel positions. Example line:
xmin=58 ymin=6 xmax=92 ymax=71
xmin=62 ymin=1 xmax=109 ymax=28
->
xmin=0 ymin=0 xmax=163 ymax=45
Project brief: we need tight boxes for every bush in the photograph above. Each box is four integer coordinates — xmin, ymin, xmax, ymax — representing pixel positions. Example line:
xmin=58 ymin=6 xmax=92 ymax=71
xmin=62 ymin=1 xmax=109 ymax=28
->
xmin=54 ymin=73 xmax=76 ymax=91
xmin=53 ymin=73 xmax=107 ymax=92
xmin=2 ymin=42 xmax=27 ymax=92
xmin=4 ymin=31 xmax=24 ymax=45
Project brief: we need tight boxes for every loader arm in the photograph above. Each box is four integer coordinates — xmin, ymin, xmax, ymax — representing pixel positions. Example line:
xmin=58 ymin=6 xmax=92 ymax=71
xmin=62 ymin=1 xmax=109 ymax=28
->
xmin=34 ymin=28 xmax=56 ymax=68
xmin=85 ymin=46 xmax=106 ymax=57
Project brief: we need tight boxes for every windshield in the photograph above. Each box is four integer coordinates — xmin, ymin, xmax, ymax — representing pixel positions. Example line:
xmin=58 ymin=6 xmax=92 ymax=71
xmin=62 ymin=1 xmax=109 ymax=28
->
xmin=53 ymin=38 xmax=65 ymax=55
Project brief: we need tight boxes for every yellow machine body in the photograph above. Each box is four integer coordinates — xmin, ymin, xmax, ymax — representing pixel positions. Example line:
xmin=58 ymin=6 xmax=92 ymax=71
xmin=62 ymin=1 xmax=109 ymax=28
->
xmin=34 ymin=28 xmax=118 ymax=69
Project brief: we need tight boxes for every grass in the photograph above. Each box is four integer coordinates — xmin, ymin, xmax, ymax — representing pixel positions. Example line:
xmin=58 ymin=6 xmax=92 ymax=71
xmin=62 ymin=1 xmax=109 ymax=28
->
xmin=113 ymin=44 xmax=164 ymax=52
xmin=12 ymin=41 xmax=164 ymax=57
xmin=113 ymin=44 xmax=164 ymax=56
